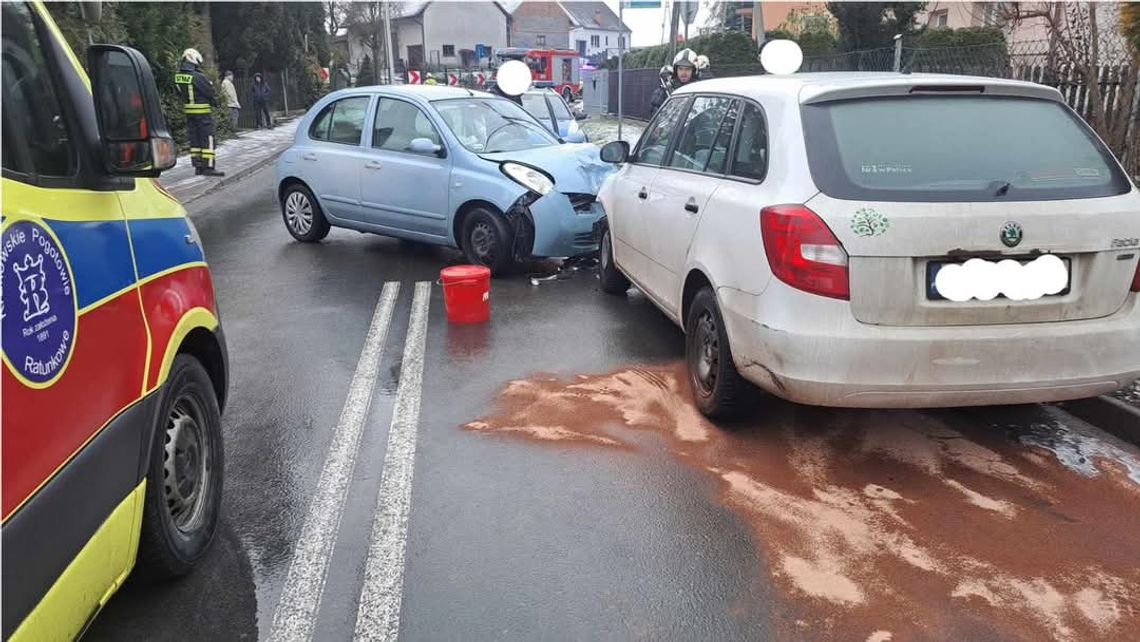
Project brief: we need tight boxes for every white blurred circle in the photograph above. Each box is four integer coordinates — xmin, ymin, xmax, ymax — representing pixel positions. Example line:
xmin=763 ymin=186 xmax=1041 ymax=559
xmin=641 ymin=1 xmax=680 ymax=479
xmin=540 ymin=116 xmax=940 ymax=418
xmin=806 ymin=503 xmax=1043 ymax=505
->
xmin=496 ymin=60 xmax=532 ymax=96
xmin=996 ymin=259 xmax=1026 ymax=300
xmin=760 ymin=40 xmax=803 ymax=76
xmin=962 ymin=258 xmax=1001 ymax=301
xmin=1034 ymin=254 xmax=1068 ymax=295
xmin=935 ymin=264 xmax=972 ymax=302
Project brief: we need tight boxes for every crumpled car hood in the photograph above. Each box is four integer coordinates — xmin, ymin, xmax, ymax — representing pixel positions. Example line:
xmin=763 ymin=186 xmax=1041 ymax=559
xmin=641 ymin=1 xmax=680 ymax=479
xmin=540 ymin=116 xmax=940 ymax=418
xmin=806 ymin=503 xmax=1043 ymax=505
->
xmin=481 ymin=143 xmax=615 ymax=195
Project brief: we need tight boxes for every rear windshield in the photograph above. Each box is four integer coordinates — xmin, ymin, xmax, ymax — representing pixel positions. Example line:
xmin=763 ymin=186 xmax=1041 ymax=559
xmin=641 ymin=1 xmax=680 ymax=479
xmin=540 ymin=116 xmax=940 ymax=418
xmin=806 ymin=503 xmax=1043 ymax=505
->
xmin=801 ymin=96 xmax=1131 ymax=202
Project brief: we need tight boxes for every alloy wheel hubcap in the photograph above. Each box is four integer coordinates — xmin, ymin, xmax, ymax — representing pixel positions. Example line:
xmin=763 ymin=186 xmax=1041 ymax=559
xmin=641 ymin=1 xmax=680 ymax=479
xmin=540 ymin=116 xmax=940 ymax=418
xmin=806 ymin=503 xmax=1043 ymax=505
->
xmin=285 ymin=192 xmax=313 ymax=234
xmin=471 ymin=223 xmax=495 ymax=263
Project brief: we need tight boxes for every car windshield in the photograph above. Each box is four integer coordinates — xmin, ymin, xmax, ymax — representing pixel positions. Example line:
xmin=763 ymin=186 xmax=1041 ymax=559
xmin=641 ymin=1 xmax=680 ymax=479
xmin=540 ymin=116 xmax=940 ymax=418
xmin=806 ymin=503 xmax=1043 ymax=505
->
xmin=433 ymin=97 xmax=558 ymax=153
xmin=801 ymin=95 xmax=1130 ymax=202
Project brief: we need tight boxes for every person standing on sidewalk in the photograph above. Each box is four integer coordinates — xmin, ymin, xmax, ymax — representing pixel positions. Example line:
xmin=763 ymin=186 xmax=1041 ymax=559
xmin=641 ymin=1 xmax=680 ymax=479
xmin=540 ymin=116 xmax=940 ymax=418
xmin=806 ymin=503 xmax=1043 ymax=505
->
xmin=174 ymin=48 xmax=224 ymax=176
xmin=251 ymin=73 xmax=272 ymax=129
xmin=221 ymin=70 xmax=241 ymax=129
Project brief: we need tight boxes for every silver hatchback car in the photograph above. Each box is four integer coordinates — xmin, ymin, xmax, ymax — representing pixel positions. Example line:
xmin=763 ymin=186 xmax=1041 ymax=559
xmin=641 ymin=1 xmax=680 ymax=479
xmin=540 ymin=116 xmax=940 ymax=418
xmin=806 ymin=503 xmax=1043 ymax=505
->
xmin=598 ymin=73 xmax=1140 ymax=417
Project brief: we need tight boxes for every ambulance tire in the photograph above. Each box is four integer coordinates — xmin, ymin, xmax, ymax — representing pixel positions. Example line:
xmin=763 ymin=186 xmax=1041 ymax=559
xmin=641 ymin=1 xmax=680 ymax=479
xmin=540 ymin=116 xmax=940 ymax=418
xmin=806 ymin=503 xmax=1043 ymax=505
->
xmin=282 ymin=183 xmax=330 ymax=242
xmin=136 ymin=355 xmax=225 ymax=581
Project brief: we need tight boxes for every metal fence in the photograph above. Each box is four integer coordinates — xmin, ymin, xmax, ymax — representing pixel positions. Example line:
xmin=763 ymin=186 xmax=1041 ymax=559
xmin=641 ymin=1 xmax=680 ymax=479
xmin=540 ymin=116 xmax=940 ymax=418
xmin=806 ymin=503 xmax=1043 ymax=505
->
xmin=228 ymin=70 xmax=304 ymax=130
xmin=608 ymin=37 xmax=1138 ymax=173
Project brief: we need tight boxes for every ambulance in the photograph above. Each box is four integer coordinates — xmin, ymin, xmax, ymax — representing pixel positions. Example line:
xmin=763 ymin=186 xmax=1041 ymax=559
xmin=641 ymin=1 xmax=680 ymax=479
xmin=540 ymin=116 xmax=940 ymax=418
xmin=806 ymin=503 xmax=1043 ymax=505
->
xmin=2 ymin=3 xmax=228 ymax=639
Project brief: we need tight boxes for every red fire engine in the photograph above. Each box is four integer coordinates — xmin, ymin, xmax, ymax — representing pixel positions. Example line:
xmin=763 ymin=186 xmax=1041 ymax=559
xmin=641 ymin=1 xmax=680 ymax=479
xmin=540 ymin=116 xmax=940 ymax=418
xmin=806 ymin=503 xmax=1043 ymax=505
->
xmin=494 ymin=47 xmax=581 ymax=101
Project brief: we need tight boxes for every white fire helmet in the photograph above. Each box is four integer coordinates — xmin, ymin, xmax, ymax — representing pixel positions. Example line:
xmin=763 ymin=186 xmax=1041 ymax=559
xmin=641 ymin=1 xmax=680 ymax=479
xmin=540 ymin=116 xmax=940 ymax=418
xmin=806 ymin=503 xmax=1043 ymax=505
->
xmin=182 ymin=48 xmax=203 ymax=65
xmin=672 ymin=48 xmax=698 ymax=70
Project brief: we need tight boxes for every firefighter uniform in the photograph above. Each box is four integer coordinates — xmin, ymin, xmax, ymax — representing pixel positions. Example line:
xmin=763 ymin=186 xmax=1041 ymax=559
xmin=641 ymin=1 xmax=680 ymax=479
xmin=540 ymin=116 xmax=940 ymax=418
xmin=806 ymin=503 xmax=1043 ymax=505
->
xmin=174 ymin=50 xmax=223 ymax=176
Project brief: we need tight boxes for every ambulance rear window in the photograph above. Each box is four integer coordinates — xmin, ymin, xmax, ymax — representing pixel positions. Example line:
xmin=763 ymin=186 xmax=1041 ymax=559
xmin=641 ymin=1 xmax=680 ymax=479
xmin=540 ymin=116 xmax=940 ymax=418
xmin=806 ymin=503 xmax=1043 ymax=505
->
xmin=1 ymin=2 xmax=76 ymax=179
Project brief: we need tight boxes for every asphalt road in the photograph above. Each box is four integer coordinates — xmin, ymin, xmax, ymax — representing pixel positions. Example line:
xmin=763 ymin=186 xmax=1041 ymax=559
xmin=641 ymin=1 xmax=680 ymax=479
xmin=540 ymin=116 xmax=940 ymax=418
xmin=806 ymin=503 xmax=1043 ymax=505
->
xmin=87 ymin=164 xmax=1140 ymax=642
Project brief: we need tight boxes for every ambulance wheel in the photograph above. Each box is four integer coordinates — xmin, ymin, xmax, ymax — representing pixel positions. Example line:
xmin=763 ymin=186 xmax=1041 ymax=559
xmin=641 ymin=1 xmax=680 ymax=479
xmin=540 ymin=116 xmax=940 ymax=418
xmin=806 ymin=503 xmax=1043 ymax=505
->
xmin=282 ymin=183 xmax=330 ymax=242
xmin=462 ymin=208 xmax=514 ymax=276
xmin=136 ymin=355 xmax=225 ymax=581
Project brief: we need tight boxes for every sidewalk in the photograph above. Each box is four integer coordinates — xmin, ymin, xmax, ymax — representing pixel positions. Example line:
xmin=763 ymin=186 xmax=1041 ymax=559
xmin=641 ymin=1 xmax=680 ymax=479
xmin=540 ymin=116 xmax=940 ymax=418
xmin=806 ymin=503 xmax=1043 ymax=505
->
xmin=159 ymin=119 xmax=299 ymax=204
xmin=581 ymin=117 xmax=646 ymax=147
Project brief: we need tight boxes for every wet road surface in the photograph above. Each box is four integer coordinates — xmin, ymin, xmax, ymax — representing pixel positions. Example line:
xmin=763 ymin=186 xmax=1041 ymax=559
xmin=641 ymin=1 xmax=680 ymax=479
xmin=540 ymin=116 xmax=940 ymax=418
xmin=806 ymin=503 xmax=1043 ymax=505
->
xmin=87 ymin=164 xmax=1140 ymax=641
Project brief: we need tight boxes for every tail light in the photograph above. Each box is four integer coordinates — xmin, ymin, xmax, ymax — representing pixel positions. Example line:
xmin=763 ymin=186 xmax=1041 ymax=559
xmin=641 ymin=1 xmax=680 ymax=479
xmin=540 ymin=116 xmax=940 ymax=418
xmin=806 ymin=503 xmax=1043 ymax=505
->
xmin=760 ymin=205 xmax=850 ymax=300
xmin=1131 ymin=257 xmax=1140 ymax=292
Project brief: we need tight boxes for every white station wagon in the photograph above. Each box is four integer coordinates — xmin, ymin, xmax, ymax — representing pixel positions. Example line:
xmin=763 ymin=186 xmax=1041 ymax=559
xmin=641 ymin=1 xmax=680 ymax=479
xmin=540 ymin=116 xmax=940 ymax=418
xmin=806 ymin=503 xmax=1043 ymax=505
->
xmin=597 ymin=73 xmax=1140 ymax=418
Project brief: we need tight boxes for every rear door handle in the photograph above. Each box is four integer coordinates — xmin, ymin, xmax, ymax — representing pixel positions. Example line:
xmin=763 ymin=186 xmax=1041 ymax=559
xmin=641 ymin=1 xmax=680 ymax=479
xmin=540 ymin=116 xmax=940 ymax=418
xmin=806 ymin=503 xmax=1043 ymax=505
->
xmin=684 ymin=198 xmax=699 ymax=214
xmin=364 ymin=160 xmax=382 ymax=170
xmin=302 ymin=152 xmax=318 ymax=161
xmin=637 ymin=188 xmax=648 ymax=200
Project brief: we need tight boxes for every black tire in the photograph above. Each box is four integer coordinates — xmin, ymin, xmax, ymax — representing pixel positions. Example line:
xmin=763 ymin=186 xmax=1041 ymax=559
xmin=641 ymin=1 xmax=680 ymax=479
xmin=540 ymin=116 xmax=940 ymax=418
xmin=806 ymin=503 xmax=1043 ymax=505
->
xmin=686 ymin=287 xmax=750 ymax=420
xmin=599 ymin=226 xmax=630 ymax=295
xmin=461 ymin=208 xmax=514 ymax=276
xmin=281 ymin=183 xmax=330 ymax=242
xmin=135 ymin=355 xmax=224 ymax=581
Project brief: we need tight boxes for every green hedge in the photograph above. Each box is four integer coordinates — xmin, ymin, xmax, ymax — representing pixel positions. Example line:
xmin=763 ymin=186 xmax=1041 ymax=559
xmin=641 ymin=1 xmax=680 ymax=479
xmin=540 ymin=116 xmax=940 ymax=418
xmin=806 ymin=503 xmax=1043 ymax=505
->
xmin=613 ymin=31 xmax=759 ymax=70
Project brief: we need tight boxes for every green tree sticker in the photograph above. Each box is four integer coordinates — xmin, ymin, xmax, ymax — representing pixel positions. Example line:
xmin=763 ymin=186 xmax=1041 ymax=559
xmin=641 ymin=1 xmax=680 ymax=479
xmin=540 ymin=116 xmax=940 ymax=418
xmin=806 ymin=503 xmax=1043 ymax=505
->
xmin=851 ymin=208 xmax=890 ymax=237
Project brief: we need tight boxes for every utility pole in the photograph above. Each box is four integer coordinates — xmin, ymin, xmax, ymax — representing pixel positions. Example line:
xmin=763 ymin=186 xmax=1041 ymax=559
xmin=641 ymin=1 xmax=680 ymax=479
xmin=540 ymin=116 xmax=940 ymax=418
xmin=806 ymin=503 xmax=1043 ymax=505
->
xmin=618 ymin=3 xmax=624 ymax=142
xmin=669 ymin=0 xmax=680 ymax=60
xmin=384 ymin=0 xmax=396 ymax=84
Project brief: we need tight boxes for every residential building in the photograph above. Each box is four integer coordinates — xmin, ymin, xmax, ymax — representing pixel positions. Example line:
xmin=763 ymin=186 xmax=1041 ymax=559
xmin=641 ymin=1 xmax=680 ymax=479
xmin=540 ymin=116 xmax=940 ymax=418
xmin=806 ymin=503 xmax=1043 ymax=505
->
xmin=512 ymin=1 xmax=631 ymax=59
xmin=393 ymin=1 xmax=512 ymax=70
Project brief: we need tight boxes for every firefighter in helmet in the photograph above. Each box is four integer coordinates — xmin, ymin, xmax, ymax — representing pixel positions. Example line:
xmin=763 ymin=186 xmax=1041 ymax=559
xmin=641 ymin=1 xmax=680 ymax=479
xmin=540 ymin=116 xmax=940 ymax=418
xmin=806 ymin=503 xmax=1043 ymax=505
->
xmin=650 ymin=48 xmax=703 ymax=116
xmin=174 ymin=48 xmax=224 ymax=176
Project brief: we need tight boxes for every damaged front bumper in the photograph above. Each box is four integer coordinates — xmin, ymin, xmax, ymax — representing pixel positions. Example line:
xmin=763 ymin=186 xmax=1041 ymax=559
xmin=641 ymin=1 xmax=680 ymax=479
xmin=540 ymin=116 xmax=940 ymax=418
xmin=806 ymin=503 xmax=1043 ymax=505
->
xmin=509 ymin=191 xmax=605 ymax=259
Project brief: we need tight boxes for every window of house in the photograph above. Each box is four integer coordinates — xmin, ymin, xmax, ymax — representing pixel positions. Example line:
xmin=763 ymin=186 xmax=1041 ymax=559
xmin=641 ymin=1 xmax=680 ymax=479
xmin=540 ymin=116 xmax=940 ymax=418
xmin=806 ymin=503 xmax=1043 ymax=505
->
xmin=932 ymin=9 xmax=949 ymax=27
xmin=619 ymin=35 xmax=625 ymax=49
xmin=577 ymin=40 xmax=587 ymax=56
xmin=590 ymin=34 xmax=600 ymax=48
xmin=442 ymin=44 xmax=455 ymax=58
xmin=536 ymin=35 xmax=546 ymax=46
xmin=605 ymin=35 xmax=609 ymax=46
xmin=1 ymin=2 xmax=77 ymax=179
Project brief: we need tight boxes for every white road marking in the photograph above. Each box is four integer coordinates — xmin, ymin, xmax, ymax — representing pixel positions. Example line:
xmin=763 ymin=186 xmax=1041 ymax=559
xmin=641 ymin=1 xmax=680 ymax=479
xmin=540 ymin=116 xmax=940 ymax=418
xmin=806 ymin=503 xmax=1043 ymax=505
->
xmin=269 ymin=282 xmax=401 ymax=642
xmin=354 ymin=281 xmax=432 ymax=642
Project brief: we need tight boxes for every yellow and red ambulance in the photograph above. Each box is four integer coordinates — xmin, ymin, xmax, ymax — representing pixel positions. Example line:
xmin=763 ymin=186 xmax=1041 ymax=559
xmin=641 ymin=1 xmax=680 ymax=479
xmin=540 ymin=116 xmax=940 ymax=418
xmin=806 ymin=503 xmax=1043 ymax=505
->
xmin=2 ymin=3 xmax=228 ymax=639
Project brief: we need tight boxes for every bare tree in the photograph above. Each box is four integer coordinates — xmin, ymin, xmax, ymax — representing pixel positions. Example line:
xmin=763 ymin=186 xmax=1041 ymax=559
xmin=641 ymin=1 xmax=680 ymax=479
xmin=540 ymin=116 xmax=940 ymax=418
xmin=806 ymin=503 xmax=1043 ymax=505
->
xmin=344 ymin=1 xmax=399 ymax=83
xmin=1002 ymin=2 xmax=1135 ymax=161
xmin=325 ymin=1 xmax=346 ymax=36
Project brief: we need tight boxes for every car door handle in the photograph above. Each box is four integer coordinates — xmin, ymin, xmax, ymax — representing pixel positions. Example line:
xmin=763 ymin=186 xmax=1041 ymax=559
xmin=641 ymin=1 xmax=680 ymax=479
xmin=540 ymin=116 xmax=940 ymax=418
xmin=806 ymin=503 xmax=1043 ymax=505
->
xmin=637 ymin=188 xmax=648 ymax=200
xmin=364 ymin=160 xmax=382 ymax=170
xmin=684 ymin=198 xmax=699 ymax=214
xmin=302 ymin=153 xmax=318 ymax=161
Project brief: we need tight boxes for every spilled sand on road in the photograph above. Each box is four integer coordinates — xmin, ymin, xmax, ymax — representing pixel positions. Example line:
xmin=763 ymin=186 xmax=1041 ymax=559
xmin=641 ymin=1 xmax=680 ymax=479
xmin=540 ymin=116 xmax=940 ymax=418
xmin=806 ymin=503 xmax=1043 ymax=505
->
xmin=463 ymin=364 xmax=1140 ymax=641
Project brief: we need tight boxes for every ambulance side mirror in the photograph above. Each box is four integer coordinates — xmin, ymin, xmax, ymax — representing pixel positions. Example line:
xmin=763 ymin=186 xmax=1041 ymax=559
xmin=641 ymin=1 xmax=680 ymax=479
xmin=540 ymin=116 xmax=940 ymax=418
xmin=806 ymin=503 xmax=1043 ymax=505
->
xmin=88 ymin=44 xmax=177 ymax=177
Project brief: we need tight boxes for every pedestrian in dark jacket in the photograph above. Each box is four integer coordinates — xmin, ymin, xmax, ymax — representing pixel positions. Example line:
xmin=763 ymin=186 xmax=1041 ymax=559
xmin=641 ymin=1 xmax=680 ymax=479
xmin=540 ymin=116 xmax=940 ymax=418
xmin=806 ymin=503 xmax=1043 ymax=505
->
xmin=251 ymin=73 xmax=272 ymax=129
xmin=174 ymin=48 xmax=224 ymax=176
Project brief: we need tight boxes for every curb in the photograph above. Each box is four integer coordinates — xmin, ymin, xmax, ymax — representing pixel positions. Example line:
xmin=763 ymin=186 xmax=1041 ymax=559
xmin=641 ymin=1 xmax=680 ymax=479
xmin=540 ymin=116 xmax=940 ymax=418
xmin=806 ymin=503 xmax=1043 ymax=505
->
xmin=178 ymin=141 xmax=291 ymax=206
xmin=1058 ymin=395 xmax=1140 ymax=446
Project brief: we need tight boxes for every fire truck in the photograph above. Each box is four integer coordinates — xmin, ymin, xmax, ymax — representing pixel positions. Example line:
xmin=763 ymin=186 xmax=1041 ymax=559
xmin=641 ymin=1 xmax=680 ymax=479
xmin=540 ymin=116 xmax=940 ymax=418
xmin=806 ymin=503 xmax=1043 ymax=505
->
xmin=494 ymin=47 xmax=582 ymax=102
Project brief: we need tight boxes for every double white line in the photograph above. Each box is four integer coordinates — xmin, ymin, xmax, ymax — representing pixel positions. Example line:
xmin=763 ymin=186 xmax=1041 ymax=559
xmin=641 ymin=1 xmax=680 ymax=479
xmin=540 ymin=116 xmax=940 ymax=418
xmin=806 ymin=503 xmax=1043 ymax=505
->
xmin=270 ymin=281 xmax=431 ymax=642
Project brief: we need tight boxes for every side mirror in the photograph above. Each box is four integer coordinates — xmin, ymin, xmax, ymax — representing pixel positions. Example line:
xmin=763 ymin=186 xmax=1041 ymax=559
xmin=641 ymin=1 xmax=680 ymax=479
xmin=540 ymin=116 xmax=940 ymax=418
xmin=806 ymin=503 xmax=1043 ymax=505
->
xmin=88 ymin=44 xmax=177 ymax=177
xmin=600 ymin=140 xmax=629 ymax=164
xmin=407 ymin=137 xmax=444 ymax=157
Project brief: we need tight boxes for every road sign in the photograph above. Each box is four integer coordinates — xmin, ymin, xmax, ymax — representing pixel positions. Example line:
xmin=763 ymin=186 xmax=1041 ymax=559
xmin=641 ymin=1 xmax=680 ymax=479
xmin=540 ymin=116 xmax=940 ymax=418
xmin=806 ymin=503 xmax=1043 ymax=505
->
xmin=475 ymin=44 xmax=489 ymax=60
xmin=448 ymin=73 xmax=459 ymax=86
xmin=680 ymin=0 xmax=698 ymax=25
xmin=475 ymin=72 xmax=486 ymax=86
xmin=408 ymin=70 xmax=421 ymax=84
xmin=624 ymin=0 xmax=660 ymax=8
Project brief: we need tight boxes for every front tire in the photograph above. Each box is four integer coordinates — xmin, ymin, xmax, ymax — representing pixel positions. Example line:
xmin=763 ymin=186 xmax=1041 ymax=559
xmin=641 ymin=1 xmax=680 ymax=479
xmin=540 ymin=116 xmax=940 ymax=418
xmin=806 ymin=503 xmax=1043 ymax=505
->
xmin=686 ymin=287 xmax=749 ymax=419
xmin=461 ymin=208 xmax=514 ymax=275
xmin=281 ymin=183 xmax=330 ymax=242
xmin=135 ymin=355 xmax=224 ymax=581
xmin=599 ymin=227 xmax=630 ymax=295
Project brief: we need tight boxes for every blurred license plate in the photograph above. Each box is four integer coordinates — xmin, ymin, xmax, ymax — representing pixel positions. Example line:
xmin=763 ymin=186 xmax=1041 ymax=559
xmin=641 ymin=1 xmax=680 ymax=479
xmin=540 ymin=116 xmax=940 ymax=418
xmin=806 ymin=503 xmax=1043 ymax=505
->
xmin=926 ymin=257 xmax=1072 ymax=301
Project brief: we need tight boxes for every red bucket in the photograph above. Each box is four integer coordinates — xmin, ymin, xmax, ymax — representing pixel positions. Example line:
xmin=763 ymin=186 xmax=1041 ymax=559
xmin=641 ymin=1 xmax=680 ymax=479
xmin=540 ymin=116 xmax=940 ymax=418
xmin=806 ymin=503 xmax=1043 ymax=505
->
xmin=439 ymin=265 xmax=491 ymax=324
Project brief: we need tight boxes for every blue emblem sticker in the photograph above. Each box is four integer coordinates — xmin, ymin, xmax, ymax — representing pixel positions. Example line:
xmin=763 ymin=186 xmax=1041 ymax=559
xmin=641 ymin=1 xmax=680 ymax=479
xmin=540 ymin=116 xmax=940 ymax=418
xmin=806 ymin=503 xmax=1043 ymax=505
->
xmin=2 ymin=220 xmax=78 ymax=386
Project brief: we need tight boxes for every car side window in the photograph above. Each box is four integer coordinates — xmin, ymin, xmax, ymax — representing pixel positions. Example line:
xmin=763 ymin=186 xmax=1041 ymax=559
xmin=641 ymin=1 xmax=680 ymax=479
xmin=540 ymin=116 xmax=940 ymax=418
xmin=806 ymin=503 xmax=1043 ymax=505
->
xmin=322 ymin=96 xmax=370 ymax=146
xmin=372 ymin=98 xmax=442 ymax=153
xmin=521 ymin=93 xmax=551 ymax=128
xmin=730 ymin=102 xmax=768 ymax=182
xmin=1 ymin=2 xmax=76 ymax=179
xmin=668 ymin=96 xmax=735 ymax=173
xmin=309 ymin=103 xmax=335 ymax=140
xmin=633 ymin=97 xmax=688 ymax=167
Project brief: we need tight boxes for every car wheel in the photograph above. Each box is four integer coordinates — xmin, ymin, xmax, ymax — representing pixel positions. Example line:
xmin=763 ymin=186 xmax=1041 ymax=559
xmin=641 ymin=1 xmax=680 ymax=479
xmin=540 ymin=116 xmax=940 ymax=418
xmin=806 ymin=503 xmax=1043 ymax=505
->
xmin=462 ymin=208 xmax=514 ymax=275
xmin=686 ymin=287 xmax=749 ymax=419
xmin=599 ymin=227 xmax=630 ymax=295
xmin=135 ymin=355 xmax=224 ymax=581
xmin=281 ymin=183 xmax=330 ymax=242
xmin=562 ymin=88 xmax=573 ymax=103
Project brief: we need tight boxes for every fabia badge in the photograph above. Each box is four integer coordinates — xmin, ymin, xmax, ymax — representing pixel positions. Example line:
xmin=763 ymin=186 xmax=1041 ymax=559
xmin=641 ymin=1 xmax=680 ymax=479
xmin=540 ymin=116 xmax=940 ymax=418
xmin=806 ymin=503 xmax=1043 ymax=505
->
xmin=1000 ymin=221 xmax=1023 ymax=248
xmin=2 ymin=220 xmax=78 ymax=387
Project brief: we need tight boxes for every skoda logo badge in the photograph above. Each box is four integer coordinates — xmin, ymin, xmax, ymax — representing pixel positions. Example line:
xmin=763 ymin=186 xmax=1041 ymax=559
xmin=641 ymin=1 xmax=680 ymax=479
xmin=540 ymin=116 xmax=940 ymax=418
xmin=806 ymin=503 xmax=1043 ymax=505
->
xmin=1000 ymin=221 xmax=1023 ymax=248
